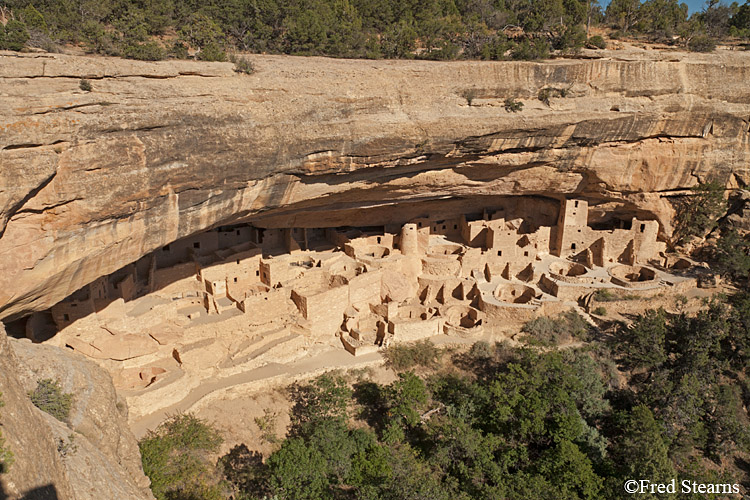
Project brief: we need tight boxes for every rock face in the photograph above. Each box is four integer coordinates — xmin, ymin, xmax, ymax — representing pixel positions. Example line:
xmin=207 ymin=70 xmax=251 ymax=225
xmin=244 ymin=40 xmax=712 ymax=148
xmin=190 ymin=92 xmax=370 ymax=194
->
xmin=1 ymin=49 xmax=749 ymax=319
xmin=0 ymin=324 xmax=153 ymax=500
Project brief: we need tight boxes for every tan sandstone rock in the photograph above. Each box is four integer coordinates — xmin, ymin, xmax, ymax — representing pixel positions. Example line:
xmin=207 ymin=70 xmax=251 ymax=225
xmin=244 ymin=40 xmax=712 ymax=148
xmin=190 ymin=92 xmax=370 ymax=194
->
xmin=1 ymin=49 xmax=749 ymax=319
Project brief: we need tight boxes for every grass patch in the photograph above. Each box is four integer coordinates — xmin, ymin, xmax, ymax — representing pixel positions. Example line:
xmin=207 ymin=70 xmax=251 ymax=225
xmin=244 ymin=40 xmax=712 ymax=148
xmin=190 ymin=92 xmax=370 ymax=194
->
xmin=384 ymin=340 xmax=442 ymax=371
xmin=593 ymin=306 xmax=607 ymax=316
xmin=79 ymin=78 xmax=92 ymax=92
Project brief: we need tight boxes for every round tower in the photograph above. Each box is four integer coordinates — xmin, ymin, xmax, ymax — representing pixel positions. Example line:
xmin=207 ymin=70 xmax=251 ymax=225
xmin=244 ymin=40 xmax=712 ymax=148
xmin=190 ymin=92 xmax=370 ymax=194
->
xmin=400 ymin=223 xmax=419 ymax=256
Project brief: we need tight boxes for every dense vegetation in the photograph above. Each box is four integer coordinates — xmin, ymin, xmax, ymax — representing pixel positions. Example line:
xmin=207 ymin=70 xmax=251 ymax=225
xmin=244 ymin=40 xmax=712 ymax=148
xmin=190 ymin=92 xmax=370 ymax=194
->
xmin=140 ymin=413 xmax=225 ymax=500
xmin=140 ymin=289 xmax=750 ymax=499
xmin=1 ymin=0 xmax=749 ymax=60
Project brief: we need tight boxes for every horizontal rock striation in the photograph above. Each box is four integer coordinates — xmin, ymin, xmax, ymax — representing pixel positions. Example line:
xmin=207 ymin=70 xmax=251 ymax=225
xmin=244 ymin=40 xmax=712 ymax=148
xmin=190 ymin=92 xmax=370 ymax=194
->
xmin=1 ymin=49 xmax=749 ymax=319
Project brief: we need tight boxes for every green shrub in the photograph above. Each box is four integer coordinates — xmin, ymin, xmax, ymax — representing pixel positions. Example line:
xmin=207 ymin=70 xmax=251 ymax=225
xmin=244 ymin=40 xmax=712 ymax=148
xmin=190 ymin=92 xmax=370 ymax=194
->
xmin=0 ymin=20 xmax=30 ymax=51
xmin=123 ymin=40 xmax=165 ymax=61
xmin=522 ymin=309 xmax=591 ymax=345
xmin=139 ymin=413 xmax=224 ymax=500
xmin=510 ymin=38 xmax=550 ymax=60
xmin=197 ymin=42 xmax=226 ymax=61
xmin=538 ymin=88 xmax=551 ymax=105
xmin=594 ymin=289 xmax=615 ymax=302
xmin=504 ymin=97 xmax=524 ymax=113
xmin=594 ymin=288 xmax=638 ymax=302
xmin=29 ymin=379 xmax=73 ymax=422
xmin=79 ymin=79 xmax=92 ymax=92
xmin=384 ymin=340 xmax=442 ymax=371
xmin=20 ymin=5 xmax=49 ymax=34
xmin=593 ymin=306 xmax=607 ymax=316
xmin=289 ymin=374 xmax=352 ymax=434
xmin=618 ymin=308 xmax=668 ymax=369
xmin=688 ymin=35 xmax=716 ymax=52
xmin=553 ymin=24 xmax=586 ymax=53
xmin=469 ymin=340 xmax=494 ymax=359
xmin=588 ymin=35 xmax=606 ymax=49
xmin=673 ymin=181 xmax=725 ymax=244
xmin=1 ymin=392 xmax=15 ymax=473
xmin=459 ymin=88 xmax=478 ymax=105
xmin=229 ymin=54 xmax=255 ymax=74
xmin=538 ymin=86 xmax=571 ymax=105
xmin=713 ymin=228 xmax=750 ymax=279
xmin=169 ymin=41 xmax=189 ymax=59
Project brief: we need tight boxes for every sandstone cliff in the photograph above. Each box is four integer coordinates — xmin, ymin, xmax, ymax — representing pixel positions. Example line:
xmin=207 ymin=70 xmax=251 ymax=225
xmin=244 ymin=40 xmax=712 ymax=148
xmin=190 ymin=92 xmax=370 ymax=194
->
xmin=1 ymin=49 xmax=749 ymax=319
xmin=0 ymin=325 xmax=153 ymax=500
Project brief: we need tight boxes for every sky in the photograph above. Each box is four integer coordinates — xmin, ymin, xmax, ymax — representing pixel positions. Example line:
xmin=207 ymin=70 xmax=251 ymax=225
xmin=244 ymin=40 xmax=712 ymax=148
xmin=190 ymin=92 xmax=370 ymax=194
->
xmin=597 ymin=0 xmax=718 ymax=15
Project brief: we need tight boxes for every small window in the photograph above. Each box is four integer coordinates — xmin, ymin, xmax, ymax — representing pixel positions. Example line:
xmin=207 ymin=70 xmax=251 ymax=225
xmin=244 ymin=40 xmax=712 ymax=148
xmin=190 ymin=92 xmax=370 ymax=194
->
xmin=163 ymin=245 xmax=170 ymax=252
xmin=524 ymin=251 xmax=529 ymax=257
xmin=497 ymin=250 xmax=502 ymax=256
xmin=442 ymin=225 xmax=446 ymax=230
xmin=640 ymin=224 xmax=645 ymax=233
xmin=63 ymin=314 xmax=70 ymax=321
xmin=574 ymin=201 xmax=579 ymax=208
xmin=377 ymin=237 xmax=381 ymax=244
xmin=71 ymin=303 xmax=77 ymax=308
xmin=237 ymin=260 xmax=240 ymax=265
xmin=256 ymin=270 xmax=260 ymax=276
xmin=454 ymin=224 xmax=458 ymax=229
xmin=193 ymin=242 xmax=200 ymax=249
xmin=578 ymin=229 xmax=581 ymax=233
xmin=571 ymin=243 xmax=577 ymax=250
xmin=236 ymin=230 xmax=240 ymax=235
xmin=234 ymin=277 xmax=238 ymax=283
xmin=418 ymin=222 xmax=422 ymax=228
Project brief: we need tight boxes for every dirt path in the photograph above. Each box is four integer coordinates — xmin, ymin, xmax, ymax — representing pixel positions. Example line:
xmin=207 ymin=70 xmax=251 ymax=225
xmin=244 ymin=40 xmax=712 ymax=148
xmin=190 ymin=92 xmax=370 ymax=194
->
xmin=130 ymin=346 xmax=383 ymax=438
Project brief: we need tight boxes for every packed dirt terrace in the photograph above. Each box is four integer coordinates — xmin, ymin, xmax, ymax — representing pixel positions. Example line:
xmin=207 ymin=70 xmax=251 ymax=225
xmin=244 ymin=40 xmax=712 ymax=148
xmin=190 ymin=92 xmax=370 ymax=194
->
xmin=12 ymin=197 xmax=720 ymax=434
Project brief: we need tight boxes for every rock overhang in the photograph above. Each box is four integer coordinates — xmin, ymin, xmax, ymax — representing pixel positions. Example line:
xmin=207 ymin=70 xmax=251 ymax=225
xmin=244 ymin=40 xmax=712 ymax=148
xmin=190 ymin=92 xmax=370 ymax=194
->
xmin=1 ymin=49 xmax=749 ymax=319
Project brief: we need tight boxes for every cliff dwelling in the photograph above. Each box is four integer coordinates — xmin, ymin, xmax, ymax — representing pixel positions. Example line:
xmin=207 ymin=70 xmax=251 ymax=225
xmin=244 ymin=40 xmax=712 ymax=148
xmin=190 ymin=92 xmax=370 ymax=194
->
xmin=2 ymin=37 xmax=750 ymax=499
xmin=6 ymin=196 xmax=714 ymax=423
